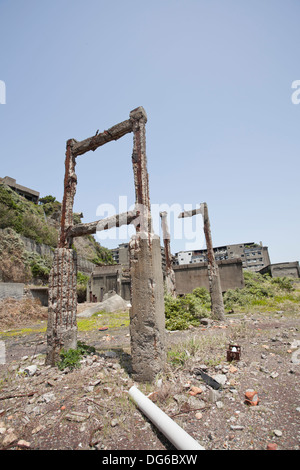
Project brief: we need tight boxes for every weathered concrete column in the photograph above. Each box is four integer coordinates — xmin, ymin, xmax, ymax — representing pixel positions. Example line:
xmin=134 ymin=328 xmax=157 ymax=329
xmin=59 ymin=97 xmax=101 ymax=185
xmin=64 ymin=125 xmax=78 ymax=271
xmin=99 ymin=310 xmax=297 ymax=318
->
xmin=59 ymin=139 xmax=77 ymax=249
xmin=46 ymin=140 xmax=78 ymax=366
xmin=160 ymin=211 xmax=176 ymax=297
xmin=202 ymin=202 xmax=225 ymax=321
xmin=45 ymin=248 xmax=77 ymax=366
xmin=129 ymin=107 xmax=166 ymax=382
xmin=129 ymin=234 xmax=166 ymax=382
xmin=178 ymin=203 xmax=225 ymax=321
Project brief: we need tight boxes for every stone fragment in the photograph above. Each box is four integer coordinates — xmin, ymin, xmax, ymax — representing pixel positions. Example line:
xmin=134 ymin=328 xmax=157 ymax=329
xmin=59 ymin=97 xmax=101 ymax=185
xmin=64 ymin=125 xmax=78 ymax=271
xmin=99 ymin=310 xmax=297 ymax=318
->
xmin=0 ymin=423 xmax=6 ymax=434
xmin=65 ymin=411 xmax=90 ymax=423
xmin=37 ymin=392 xmax=56 ymax=403
xmin=208 ymin=389 xmax=222 ymax=403
xmin=213 ymin=374 xmax=227 ymax=386
xmin=230 ymin=425 xmax=244 ymax=430
xmin=2 ymin=432 xmax=17 ymax=446
xmin=17 ymin=439 xmax=30 ymax=448
xmin=267 ymin=443 xmax=278 ymax=450
xmin=189 ymin=386 xmax=203 ymax=396
xmin=24 ymin=365 xmax=37 ymax=376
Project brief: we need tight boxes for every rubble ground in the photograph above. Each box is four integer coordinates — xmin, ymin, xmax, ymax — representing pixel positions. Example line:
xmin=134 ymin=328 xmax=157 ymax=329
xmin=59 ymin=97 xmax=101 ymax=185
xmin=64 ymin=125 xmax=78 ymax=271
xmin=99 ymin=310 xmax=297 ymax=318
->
xmin=0 ymin=307 xmax=299 ymax=451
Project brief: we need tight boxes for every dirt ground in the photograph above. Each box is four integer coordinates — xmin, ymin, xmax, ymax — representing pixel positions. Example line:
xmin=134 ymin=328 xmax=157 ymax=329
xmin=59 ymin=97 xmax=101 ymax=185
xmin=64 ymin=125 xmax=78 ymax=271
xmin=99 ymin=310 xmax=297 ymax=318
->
xmin=0 ymin=303 xmax=299 ymax=452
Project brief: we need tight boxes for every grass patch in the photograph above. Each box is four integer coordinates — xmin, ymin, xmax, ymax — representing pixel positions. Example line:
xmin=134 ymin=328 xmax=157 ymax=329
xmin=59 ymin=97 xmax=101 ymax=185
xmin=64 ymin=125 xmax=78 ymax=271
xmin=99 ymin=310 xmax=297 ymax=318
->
xmin=167 ymin=333 xmax=227 ymax=368
xmin=77 ymin=310 xmax=130 ymax=332
xmin=0 ymin=325 xmax=47 ymax=337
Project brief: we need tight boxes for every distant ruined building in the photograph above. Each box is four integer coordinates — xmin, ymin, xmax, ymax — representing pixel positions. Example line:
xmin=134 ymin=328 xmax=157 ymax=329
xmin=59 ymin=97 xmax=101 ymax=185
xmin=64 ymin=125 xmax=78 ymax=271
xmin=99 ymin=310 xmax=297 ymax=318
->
xmin=0 ymin=176 xmax=40 ymax=204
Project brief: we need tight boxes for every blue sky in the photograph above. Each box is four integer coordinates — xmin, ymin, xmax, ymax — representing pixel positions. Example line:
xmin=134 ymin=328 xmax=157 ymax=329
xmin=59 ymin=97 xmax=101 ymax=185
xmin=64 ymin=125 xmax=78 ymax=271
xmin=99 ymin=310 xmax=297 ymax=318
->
xmin=0 ymin=0 xmax=299 ymax=263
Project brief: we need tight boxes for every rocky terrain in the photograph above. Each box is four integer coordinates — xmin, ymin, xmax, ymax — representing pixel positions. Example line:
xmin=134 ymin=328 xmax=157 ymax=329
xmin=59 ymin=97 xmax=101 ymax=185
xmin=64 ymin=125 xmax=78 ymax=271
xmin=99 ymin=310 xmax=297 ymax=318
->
xmin=0 ymin=306 xmax=299 ymax=452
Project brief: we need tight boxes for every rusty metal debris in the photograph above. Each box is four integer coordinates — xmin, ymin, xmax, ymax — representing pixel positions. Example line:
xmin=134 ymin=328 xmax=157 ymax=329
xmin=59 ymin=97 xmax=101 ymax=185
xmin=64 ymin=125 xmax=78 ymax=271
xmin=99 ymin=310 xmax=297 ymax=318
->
xmin=193 ymin=368 xmax=222 ymax=390
xmin=227 ymin=344 xmax=241 ymax=362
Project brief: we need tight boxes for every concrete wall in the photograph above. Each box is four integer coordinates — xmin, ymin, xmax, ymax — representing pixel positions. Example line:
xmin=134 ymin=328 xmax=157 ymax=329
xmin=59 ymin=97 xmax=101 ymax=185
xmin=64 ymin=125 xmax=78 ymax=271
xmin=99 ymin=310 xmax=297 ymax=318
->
xmin=29 ymin=287 xmax=49 ymax=306
xmin=0 ymin=282 xmax=24 ymax=300
xmin=89 ymin=258 xmax=245 ymax=300
xmin=173 ymin=258 xmax=245 ymax=295
xmin=88 ymin=265 xmax=125 ymax=301
xmin=259 ymin=262 xmax=300 ymax=279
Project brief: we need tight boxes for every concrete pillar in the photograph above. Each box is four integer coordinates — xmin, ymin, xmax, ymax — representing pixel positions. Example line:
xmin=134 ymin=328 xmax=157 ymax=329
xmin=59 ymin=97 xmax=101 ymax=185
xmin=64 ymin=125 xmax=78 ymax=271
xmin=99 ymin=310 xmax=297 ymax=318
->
xmin=160 ymin=211 xmax=176 ymax=297
xmin=45 ymin=248 xmax=77 ymax=366
xmin=129 ymin=107 xmax=166 ymax=382
xmin=202 ymin=203 xmax=225 ymax=321
xmin=129 ymin=234 xmax=166 ymax=382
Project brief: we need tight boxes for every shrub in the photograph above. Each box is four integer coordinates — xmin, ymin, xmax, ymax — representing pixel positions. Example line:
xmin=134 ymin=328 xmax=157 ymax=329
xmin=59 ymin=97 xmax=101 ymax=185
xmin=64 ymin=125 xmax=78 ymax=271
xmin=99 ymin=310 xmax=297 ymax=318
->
xmin=27 ymin=253 xmax=52 ymax=282
xmin=270 ymin=276 xmax=295 ymax=292
xmin=223 ymin=270 xmax=298 ymax=311
xmin=164 ymin=288 xmax=210 ymax=331
xmin=39 ymin=195 xmax=56 ymax=204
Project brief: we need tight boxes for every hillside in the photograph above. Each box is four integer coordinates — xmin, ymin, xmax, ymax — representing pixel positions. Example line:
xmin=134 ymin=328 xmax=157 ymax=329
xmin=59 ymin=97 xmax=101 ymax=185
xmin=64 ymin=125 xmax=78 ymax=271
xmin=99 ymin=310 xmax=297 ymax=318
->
xmin=0 ymin=183 xmax=115 ymax=284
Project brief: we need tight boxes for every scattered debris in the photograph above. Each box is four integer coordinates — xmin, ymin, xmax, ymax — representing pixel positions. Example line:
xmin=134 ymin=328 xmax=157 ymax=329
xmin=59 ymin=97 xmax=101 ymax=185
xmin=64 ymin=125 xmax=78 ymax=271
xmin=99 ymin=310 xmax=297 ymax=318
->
xmin=194 ymin=368 xmax=222 ymax=390
xmin=244 ymin=389 xmax=259 ymax=406
xmin=267 ymin=443 xmax=278 ymax=450
xmin=227 ymin=344 xmax=241 ymax=362
xmin=65 ymin=411 xmax=90 ymax=423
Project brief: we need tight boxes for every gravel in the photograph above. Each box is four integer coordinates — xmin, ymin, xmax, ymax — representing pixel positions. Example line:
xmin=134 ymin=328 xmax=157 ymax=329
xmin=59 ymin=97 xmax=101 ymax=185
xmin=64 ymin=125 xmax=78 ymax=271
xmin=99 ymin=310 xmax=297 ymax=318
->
xmin=0 ymin=310 xmax=299 ymax=451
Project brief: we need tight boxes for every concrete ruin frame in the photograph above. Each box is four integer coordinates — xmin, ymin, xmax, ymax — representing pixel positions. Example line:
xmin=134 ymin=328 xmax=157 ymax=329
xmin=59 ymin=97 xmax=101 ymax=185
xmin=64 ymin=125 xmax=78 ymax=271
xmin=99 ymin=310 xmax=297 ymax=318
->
xmin=160 ymin=211 xmax=176 ymax=297
xmin=45 ymin=107 xmax=166 ymax=382
xmin=178 ymin=202 xmax=225 ymax=321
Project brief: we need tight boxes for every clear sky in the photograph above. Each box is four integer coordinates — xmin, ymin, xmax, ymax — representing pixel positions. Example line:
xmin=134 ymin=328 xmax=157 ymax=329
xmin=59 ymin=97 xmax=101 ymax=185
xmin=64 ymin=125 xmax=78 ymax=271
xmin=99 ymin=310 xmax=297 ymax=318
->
xmin=1 ymin=0 xmax=299 ymax=263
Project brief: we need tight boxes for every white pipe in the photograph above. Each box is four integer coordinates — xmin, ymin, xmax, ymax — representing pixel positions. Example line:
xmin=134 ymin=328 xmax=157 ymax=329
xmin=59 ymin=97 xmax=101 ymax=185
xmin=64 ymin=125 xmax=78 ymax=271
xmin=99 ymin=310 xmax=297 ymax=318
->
xmin=128 ymin=386 xmax=205 ymax=451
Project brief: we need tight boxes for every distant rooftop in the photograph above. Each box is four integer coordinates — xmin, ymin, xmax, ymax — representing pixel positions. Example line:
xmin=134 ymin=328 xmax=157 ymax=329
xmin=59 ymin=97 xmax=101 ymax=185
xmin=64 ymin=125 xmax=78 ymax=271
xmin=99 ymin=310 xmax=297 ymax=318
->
xmin=0 ymin=176 xmax=40 ymax=203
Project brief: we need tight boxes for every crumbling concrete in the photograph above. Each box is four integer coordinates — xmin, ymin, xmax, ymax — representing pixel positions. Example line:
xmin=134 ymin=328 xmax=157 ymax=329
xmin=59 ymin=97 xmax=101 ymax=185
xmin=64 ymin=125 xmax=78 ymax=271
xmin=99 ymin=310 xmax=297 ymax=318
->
xmin=46 ymin=107 xmax=166 ymax=382
xmin=178 ymin=202 xmax=225 ymax=321
xmin=202 ymin=203 xmax=225 ymax=321
xmin=160 ymin=211 xmax=176 ymax=297
xmin=129 ymin=107 xmax=166 ymax=382
xmin=45 ymin=248 xmax=77 ymax=366
xmin=129 ymin=234 xmax=166 ymax=382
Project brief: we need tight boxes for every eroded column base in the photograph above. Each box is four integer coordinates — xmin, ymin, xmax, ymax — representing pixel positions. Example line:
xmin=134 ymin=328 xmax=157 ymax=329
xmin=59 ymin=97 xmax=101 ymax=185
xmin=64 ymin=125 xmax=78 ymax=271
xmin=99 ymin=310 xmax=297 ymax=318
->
xmin=129 ymin=234 xmax=166 ymax=382
xmin=45 ymin=248 xmax=78 ymax=366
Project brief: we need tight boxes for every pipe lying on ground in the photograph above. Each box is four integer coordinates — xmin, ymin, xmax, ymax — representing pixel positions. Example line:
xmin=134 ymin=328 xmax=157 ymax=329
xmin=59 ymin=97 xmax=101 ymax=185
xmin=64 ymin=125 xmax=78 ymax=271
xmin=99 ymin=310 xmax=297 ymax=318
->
xmin=128 ymin=386 xmax=205 ymax=451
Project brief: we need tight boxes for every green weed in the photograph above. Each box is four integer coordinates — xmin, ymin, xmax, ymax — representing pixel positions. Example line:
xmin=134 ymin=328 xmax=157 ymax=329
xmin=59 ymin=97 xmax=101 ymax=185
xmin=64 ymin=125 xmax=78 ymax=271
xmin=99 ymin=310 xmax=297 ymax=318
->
xmin=57 ymin=340 xmax=95 ymax=371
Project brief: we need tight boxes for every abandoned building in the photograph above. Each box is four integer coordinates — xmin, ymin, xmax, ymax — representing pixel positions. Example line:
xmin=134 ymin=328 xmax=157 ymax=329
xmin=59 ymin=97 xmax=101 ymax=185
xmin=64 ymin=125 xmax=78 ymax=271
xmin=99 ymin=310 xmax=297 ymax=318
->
xmin=259 ymin=261 xmax=300 ymax=279
xmin=0 ymin=176 xmax=40 ymax=203
xmin=88 ymin=242 xmax=245 ymax=301
xmin=176 ymin=242 xmax=271 ymax=272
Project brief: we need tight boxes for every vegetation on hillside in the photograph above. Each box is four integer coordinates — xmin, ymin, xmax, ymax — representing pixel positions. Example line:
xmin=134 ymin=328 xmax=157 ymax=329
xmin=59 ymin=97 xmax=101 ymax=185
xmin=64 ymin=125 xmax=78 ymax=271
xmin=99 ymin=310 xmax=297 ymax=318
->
xmin=223 ymin=271 xmax=299 ymax=311
xmin=0 ymin=184 xmax=115 ymax=284
xmin=86 ymin=235 xmax=115 ymax=266
xmin=0 ymin=184 xmax=58 ymax=247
